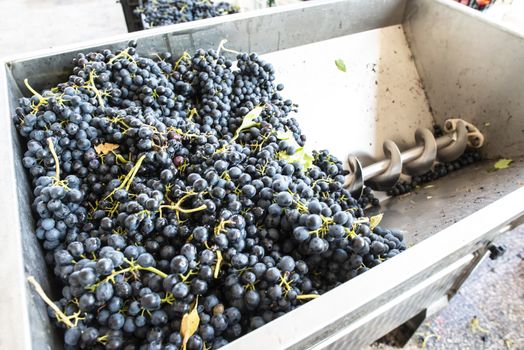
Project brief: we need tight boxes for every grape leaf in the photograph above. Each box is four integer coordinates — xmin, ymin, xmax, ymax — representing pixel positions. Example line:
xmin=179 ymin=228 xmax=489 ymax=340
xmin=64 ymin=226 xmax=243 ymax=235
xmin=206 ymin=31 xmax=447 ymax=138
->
xmin=94 ymin=143 xmax=119 ymax=155
xmin=276 ymin=130 xmax=313 ymax=170
xmin=232 ymin=105 xmax=264 ymax=141
xmin=280 ymin=147 xmax=314 ymax=170
xmin=181 ymin=298 xmax=200 ymax=350
xmin=369 ymin=213 xmax=383 ymax=230
xmin=335 ymin=59 xmax=347 ymax=72
xmin=276 ymin=130 xmax=294 ymax=141
xmin=494 ymin=158 xmax=513 ymax=170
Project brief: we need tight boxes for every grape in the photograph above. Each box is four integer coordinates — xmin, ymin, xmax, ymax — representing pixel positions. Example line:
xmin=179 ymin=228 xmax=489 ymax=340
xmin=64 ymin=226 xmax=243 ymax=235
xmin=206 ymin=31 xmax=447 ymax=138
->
xmin=136 ymin=0 xmax=238 ymax=28
xmin=107 ymin=313 xmax=125 ymax=330
xmin=141 ymin=293 xmax=161 ymax=311
xmin=15 ymin=41 xmax=408 ymax=349
xmin=96 ymin=282 xmax=114 ymax=302
xmin=277 ymin=256 xmax=296 ymax=272
xmin=172 ymin=282 xmax=189 ymax=299
xmin=388 ymin=149 xmax=481 ymax=197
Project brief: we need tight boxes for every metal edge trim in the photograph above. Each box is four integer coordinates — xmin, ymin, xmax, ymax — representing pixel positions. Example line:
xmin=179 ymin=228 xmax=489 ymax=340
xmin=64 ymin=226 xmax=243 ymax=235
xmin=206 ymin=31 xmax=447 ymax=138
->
xmin=1 ymin=0 xmax=347 ymax=65
xmin=0 ymin=62 xmax=33 ymax=350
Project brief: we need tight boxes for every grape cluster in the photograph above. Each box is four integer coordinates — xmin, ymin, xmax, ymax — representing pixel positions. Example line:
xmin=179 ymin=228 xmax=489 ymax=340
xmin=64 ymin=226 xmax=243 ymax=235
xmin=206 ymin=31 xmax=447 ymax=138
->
xmin=14 ymin=40 xmax=406 ymax=349
xmin=136 ymin=0 xmax=238 ymax=28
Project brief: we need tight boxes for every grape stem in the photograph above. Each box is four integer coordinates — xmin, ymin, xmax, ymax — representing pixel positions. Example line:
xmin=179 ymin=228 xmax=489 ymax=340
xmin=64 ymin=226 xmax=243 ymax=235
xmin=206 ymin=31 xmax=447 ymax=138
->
xmin=159 ymin=192 xmax=207 ymax=219
xmin=296 ymin=294 xmax=320 ymax=300
xmin=174 ymin=51 xmax=192 ymax=71
xmin=85 ymin=70 xmax=106 ymax=108
xmin=213 ymin=250 xmax=223 ymax=279
xmin=104 ymin=155 xmax=146 ymax=200
xmin=88 ymin=259 xmax=167 ymax=291
xmin=27 ymin=276 xmax=75 ymax=328
xmin=47 ymin=138 xmax=60 ymax=181
xmin=24 ymin=79 xmax=46 ymax=102
xmin=108 ymin=47 xmax=136 ymax=65
xmin=216 ymin=39 xmax=240 ymax=56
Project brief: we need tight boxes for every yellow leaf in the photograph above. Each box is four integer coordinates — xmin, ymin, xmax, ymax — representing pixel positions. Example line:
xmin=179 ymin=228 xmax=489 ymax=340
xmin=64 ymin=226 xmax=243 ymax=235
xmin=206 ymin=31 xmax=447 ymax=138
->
xmin=369 ymin=213 xmax=383 ymax=230
xmin=94 ymin=143 xmax=119 ymax=155
xmin=214 ymin=250 xmax=223 ymax=279
xmin=494 ymin=158 xmax=513 ymax=170
xmin=181 ymin=298 xmax=200 ymax=350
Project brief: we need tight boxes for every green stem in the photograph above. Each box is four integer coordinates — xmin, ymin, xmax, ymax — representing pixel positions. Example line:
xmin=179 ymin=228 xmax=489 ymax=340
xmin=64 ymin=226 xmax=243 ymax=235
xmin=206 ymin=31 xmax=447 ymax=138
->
xmin=141 ymin=266 xmax=167 ymax=279
xmin=47 ymin=138 xmax=60 ymax=181
xmin=159 ymin=192 xmax=207 ymax=218
xmin=24 ymin=79 xmax=46 ymax=101
xmin=296 ymin=294 xmax=319 ymax=300
xmin=27 ymin=276 xmax=75 ymax=328
xmin=104 ymin=155 xmax=145 ymax=200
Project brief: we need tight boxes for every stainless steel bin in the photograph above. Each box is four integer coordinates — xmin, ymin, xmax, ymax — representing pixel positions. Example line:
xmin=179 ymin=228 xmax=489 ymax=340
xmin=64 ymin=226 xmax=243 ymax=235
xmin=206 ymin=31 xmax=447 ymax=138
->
xmin=1 ymin=0 xmax=523 ymax=349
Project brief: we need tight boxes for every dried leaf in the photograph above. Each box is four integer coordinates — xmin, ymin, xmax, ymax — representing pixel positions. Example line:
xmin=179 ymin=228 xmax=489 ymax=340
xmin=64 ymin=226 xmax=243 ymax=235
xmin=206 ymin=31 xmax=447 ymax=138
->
xmin=95 ymin=143 xmax=119 ymax=155
xmin=232 ymin=106 xmax=264 ymax=141
xmin=335 ymin=59 xmax=347 ymax=72
xmin=369 ymin=213 xmax=383 ymax=230
xmin=181 ymin=298 xmax=200 ymax=350
xmin=494 ymin=158 xmax=513 ymax=170
xmin=214 ymin=250 xmax=223 ymax=279
xmin=470 ymin=316 xmax=489 ymax=334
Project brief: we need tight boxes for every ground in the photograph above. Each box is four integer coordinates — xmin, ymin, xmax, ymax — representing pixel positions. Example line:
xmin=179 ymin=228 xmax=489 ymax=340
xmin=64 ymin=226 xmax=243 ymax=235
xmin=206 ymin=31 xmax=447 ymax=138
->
xmin=367 ymin=225 xmax=524 ymax=350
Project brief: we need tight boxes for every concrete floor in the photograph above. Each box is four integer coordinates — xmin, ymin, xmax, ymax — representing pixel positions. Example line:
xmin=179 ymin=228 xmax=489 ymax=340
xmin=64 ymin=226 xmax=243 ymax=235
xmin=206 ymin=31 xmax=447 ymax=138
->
xmin=0 ymin=0 xmax=126 ymax=58
xmin=367 ymin=225 xmax=524 ymax=350
xmin=1 ymin=1 xmax=523 ymax=349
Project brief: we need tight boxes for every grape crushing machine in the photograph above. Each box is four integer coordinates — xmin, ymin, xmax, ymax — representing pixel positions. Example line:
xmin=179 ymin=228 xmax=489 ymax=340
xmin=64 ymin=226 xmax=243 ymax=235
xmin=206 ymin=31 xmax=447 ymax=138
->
xmin=1 ymin=0 xmax=524 ymax=349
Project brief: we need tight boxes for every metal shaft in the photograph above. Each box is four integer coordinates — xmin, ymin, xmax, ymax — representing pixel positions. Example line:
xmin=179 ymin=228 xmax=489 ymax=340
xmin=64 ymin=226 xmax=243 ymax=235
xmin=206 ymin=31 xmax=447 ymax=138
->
xmin=362 ymin=135 xmax=453 ymax=181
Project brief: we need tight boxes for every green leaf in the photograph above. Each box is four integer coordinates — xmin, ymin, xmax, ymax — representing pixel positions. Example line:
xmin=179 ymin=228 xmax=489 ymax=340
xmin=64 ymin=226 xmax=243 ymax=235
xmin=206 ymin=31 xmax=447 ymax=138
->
xmin=280 ymin=147 xmax=313 ymax=171
xmin=232 ymin=106 xmax=264 ymax=141
xmin=335 ymin=59 xmax=346 ymax=72
xmin=302 ymin=150 xmax=314 ymax=169
xmin=494 ymin=158 xmax=513 ymax=170
xmin=276 ymin=130 xmax=313 ymax=170
xmin=369 ymin=213 xmax=383 ymax=230
xmin=276 ymin=130 xmax=294 ymax=141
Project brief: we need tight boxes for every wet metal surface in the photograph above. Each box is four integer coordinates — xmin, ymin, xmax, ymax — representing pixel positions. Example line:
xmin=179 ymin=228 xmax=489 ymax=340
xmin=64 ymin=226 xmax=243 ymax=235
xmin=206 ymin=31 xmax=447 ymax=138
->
xmin=381 ymin=158 xmax=524 ymax=245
